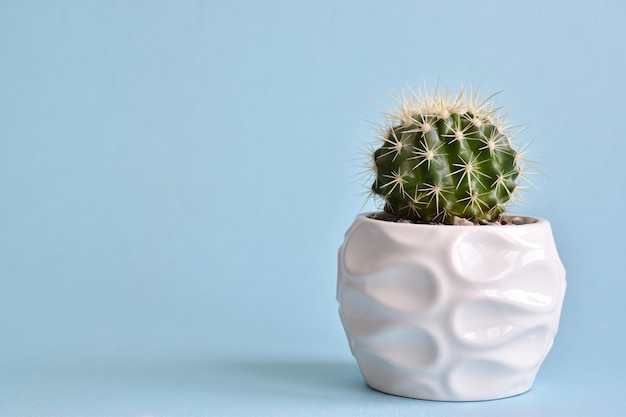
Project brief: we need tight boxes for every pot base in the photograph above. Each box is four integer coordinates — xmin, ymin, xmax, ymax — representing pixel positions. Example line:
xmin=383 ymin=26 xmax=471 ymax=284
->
xmin=366 ymin=382 xmax=533 ymax=402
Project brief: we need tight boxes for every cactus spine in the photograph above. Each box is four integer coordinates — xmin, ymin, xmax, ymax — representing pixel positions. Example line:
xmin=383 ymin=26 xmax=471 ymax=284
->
xmin=370 ymin=88 xmax=524 ymax=224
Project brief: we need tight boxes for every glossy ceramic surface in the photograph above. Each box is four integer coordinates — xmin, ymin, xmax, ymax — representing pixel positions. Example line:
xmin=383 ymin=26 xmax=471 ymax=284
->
xmin=337 ymin=213 xmax=566 ymax=401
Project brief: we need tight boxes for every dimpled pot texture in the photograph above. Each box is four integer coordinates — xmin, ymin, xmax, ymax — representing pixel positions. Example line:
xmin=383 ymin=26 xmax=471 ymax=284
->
xmin=337 ymin=213 xmax=566 ymax=401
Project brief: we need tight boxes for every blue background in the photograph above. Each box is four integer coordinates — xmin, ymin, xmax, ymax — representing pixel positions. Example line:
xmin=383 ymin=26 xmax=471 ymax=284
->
xmin=1 ymin=1 xmax=625 ymax=415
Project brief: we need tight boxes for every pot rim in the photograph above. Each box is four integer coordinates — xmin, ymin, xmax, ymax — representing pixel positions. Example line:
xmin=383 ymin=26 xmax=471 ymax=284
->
xmin=357 ymin=212 xmax=550 ymax=227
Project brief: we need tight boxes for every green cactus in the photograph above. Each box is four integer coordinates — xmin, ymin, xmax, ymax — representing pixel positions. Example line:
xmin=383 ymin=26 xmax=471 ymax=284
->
xmin=370 ymin=88 xmax=525 ymax=225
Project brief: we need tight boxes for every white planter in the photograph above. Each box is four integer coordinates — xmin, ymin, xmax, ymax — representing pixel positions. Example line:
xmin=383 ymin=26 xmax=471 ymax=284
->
xmin=337 ymin=213 xmax=566 ymax=401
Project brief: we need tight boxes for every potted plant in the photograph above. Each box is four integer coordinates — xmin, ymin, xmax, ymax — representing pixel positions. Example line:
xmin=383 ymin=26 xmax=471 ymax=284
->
xmin=337 ymin=87 xmax=566 ymax=401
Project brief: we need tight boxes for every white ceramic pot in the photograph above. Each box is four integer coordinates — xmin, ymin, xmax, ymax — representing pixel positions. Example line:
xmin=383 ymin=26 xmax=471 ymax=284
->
xmin=337 ymin=213 xmax=566 ymax=401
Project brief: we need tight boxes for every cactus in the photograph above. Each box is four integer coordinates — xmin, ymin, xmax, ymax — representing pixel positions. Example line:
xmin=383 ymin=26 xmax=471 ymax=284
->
xmin=370 ymin=87 xmax=526 ymax=225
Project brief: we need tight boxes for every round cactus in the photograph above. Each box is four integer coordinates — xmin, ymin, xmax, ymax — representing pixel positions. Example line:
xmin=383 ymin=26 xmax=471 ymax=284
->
xmin=370 ymin=88 xmax=525 ymax=224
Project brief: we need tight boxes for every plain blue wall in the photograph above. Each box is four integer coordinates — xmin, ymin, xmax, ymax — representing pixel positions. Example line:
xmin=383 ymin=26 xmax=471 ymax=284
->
xmin=1 ymin=0 xmax=624 ymax=381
